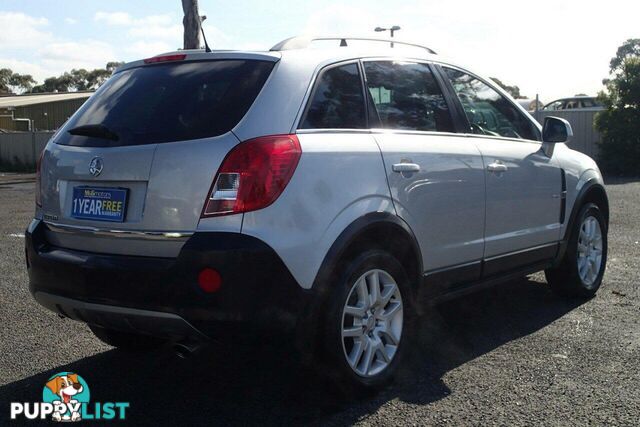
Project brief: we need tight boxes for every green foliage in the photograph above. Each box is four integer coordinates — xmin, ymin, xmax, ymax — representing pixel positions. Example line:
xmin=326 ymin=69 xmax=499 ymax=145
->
xmin=30 ymin=62 xmax=124 ymax=93
xmin=595 ymin=39 xmax=640 ymax=176
xmin=490 ymin=77 xmax=525 ymax=99
xmin=609 ymin=38 xmax=640 ymax=75
xmin=0 ymin=68 xmax=37 ymax=94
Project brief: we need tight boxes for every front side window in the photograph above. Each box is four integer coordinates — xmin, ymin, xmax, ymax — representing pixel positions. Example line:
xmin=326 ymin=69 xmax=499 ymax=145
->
xmin=300 ymin=63 xmax=366 ymax=129
xmin=444 ymin=67 xmax=539 ymax=141
xmin=363 ymin=61 xmax=453 ymax=132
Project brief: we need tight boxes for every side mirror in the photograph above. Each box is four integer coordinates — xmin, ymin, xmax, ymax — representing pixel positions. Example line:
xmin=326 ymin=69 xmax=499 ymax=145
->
xmin=542 ymin=116 xmax=573 ymax=143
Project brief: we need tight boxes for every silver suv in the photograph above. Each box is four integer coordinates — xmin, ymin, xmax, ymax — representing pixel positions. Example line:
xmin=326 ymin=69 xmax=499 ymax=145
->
xmin=26 ymin=37 xmax=609 ymax=390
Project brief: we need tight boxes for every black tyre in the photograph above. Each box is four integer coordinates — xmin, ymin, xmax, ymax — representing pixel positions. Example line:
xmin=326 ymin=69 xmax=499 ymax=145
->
xmin=89 ymin=325 xmax=165 ymax=352
xmin=321 ymin=249 xmax=416 ymax=392
xmin=545 ymin=203 xmax=607 ymax=298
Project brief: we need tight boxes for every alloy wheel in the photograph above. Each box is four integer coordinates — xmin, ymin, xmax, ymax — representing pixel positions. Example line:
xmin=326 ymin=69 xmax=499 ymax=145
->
xmin=341 ymin=269 xmax=403 ymax=377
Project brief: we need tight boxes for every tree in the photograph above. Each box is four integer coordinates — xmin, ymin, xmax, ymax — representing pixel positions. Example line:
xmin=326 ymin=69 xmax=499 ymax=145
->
xmin=30 ymin=62 xmax=123 ymax=93
xmin=182 ymin=0 xmax=201 ymax=49
xmin=490 ymin=77 xmax=525 ymax=99
xmin=0 ymin=68 xmax=37 ymax=94
xmin=595 ymin=39 xmax=640 ymax=176
xmin=609 ymin=38 xmax=640 ymax=75
xmin=106 ymin=61 xmax=124 ymax=73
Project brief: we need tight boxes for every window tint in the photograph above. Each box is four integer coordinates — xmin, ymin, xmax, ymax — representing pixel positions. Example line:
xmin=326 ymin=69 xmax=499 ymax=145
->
xmin=56 ymin=60 xmax=274 ymax=147
xmin=300 ymin=63 xmax=366 ymax=129
xmin=444 ymin=67 xmax=539 ymax=141
xmin=363 ymin=61 xmax=453 ymax=132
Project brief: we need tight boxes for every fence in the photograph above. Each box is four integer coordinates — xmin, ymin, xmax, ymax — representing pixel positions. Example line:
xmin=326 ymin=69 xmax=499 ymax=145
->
xmin=533 ymin=109 xmax=602 ymax=159
xmin=0 ymin=131 xmax=54 ymax=171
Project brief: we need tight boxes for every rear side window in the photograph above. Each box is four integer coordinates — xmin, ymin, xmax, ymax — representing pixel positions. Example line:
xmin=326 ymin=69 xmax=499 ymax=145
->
xmin=300 ymin=63 xmax=366 ymax=129
xmin=443 ymin=67 xmax=539 ymax=141
xmin=363 ymin=61 xmax=454 ymax=132
xmin=57 ymin=60 xmax=274 ymax=147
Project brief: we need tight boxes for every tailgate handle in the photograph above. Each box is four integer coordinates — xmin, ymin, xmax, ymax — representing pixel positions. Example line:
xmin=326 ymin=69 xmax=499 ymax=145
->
xmin=487 ymin=162 xmax=508 ymax=173
xmin=392 ymin=163 xmax=420 ymax=173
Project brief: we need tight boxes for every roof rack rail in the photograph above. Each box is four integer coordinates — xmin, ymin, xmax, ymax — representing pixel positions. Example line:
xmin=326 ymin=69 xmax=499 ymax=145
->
xmin=270 ymin=36 xmax=437 ymax=55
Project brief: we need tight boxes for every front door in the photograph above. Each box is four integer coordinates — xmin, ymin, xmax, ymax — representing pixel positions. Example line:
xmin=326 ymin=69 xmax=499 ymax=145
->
xmin=441 ymin=66 xmax=562 ymax=273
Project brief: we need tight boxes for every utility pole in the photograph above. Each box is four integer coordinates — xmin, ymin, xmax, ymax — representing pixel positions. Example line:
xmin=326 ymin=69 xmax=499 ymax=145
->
xmin=182 ymin=0 xmax=201 ymax=50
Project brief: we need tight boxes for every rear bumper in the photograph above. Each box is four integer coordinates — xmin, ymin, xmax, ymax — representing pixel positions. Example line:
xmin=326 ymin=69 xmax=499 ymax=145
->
xmin=26 ymin=219 xmax=312 ymax=342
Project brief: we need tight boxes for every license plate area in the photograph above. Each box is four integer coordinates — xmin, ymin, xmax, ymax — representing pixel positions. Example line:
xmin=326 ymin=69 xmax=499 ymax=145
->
xmin=71 ymin=186 xmax=128 ymax=222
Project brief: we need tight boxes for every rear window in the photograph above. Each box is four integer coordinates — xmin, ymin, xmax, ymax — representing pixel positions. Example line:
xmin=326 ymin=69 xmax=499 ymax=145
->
xmin=57 ymin=60 xmax=274 ymax=147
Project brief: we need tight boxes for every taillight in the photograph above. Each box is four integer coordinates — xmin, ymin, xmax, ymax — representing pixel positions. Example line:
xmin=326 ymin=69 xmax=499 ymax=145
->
xmin=35 ymin=151 xmax=43 ymax=207
xmin=202 ymin=134 xmax=301 ymax=217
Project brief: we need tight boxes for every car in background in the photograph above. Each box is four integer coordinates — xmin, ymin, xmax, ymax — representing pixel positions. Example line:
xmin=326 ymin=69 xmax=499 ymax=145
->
xmin=543 ymin=96 xmax=602 ymax=111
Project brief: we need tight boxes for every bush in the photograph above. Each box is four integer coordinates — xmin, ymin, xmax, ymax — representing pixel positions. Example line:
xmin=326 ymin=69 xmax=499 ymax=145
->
xmin=595 ymin=40 xmax=640 ymax=176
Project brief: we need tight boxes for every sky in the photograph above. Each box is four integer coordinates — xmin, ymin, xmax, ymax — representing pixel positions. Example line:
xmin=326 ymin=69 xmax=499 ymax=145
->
xmin=0 ymin=0 xmax=638 ymax=101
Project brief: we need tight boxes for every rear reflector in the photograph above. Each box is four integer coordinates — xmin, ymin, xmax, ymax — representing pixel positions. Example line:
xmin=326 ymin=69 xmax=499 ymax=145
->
xmin=202 ymin=134 xmax=301 ymax=217
xmin=198 ymin=268 xmax=222 ymax=293
xmin=143 ymin=54 xmax=187 ymax=64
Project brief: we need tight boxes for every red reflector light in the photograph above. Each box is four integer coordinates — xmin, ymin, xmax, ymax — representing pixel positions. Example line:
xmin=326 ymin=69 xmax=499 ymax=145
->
xmin=198 ymin=268 xmax=222 ymax=293
xmin=143 ymin=54 xmax=187 ymax=64
xmin=202 ymin=134 xmax=302 ymax=217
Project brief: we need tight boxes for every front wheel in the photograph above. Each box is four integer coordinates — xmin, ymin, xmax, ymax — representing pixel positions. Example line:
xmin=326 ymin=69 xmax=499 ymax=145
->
xmin=545 ymin=202 xmax=607 ymax=298
xmin=321 ymin=250 xmax=415 ymax=391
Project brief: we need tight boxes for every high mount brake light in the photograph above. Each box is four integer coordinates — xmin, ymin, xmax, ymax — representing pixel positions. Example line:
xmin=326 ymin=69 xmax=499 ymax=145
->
xmin=143 ymin=54 xmax=187 ymax=64
xmin=202 ymin=135 xmax=302 ymax=217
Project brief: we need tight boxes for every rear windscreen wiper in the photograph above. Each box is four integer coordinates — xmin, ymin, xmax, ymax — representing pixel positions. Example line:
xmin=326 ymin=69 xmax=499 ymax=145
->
xmin=68 ymin=124 xmax=119 ymax=141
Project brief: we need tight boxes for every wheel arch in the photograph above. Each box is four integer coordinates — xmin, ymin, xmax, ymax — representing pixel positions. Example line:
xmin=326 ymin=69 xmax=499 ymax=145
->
xmin=311 ymin=212 xmax=423 ymax=301
xmin=555 ymin=180 xmax=609 ymax=266
xmin=565 ymin=180 xmax=609 ymax=240
xmin=294 ymin=212 xmax=423 ymax=357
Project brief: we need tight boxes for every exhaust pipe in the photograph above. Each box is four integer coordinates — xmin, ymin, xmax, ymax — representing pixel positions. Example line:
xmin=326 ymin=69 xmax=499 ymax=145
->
xmin=173 ymin=341 xmax=201 ymax=359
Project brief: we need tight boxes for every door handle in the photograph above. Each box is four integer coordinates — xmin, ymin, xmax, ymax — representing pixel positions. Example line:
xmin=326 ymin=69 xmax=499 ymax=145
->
xmin=487 ymin=162 xmax=508 ymax=173
xmin=392 ymin=163 xmax=420 ymax=173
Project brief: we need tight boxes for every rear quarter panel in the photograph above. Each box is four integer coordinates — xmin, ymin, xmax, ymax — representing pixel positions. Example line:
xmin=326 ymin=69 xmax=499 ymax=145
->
xmin=240 ymin=132 xmax=394 ymax=289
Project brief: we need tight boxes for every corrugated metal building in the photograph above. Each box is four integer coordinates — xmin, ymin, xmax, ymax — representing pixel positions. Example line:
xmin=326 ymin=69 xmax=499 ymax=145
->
xmin=0 ymin=92 xmax=92 ymax=132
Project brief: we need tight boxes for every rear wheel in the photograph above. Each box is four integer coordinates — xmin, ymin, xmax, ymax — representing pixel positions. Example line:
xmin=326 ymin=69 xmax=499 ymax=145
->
xmin=321 ymin=250 xmax=415 ymax=391
xmin=545 ymin=203 xmax=607 ymax=298
xmin=89 ymin=325 xmax=165 ymax=352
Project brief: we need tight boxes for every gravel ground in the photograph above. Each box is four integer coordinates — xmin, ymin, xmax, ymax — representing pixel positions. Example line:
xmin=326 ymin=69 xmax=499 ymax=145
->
xmin=0 ymin=178 xmax=638 ymax=426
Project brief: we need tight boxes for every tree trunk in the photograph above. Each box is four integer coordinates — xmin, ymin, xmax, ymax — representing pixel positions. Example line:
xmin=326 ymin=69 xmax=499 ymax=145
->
xmin=182 ymin=0 xmax=201 ymax=50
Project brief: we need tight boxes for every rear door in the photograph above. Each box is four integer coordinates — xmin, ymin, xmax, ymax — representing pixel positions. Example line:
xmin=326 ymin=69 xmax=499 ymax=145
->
xmin=40 ymin=57 xmax=275 ymax=256
xmin=363 ymin=60 xmax=486 ymax=284
xmin=441 ymin=66 xmax=562 ymax=274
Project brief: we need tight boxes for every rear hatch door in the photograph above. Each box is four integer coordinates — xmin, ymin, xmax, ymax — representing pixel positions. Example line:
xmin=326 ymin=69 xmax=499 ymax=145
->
xmin=40 ymin=55 xmax=276 ymax=255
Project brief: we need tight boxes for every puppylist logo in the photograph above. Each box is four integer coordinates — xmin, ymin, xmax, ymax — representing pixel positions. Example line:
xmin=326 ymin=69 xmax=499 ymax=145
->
xmin=10 ymin=372 xmax=129 ymax=422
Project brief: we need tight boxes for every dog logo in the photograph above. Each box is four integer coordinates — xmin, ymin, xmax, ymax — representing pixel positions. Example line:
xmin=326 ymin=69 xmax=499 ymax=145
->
xmin=43 ymin=372 xmax=90 ymax=422
xmin=11 ymin=371 xmax=128 ymax=421
xmin=89 ymin=157 xmax=103 ymax=177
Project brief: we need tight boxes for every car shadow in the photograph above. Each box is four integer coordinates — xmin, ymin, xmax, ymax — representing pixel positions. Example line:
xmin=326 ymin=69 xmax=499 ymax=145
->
xmin=0 ymin=277 xmax=583 ymax=426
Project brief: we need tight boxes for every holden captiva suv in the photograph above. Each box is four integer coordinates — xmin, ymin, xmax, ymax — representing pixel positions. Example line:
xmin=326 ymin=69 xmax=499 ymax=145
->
xmin=26 ymin=36 xmax=609 ymax=390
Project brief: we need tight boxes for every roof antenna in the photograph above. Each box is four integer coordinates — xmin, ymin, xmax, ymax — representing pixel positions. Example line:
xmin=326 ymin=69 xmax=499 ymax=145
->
xmin=200 ymin=15 xmax=212 ymax=52
xmin=340 ymin=38 xmax=348 ymax=47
